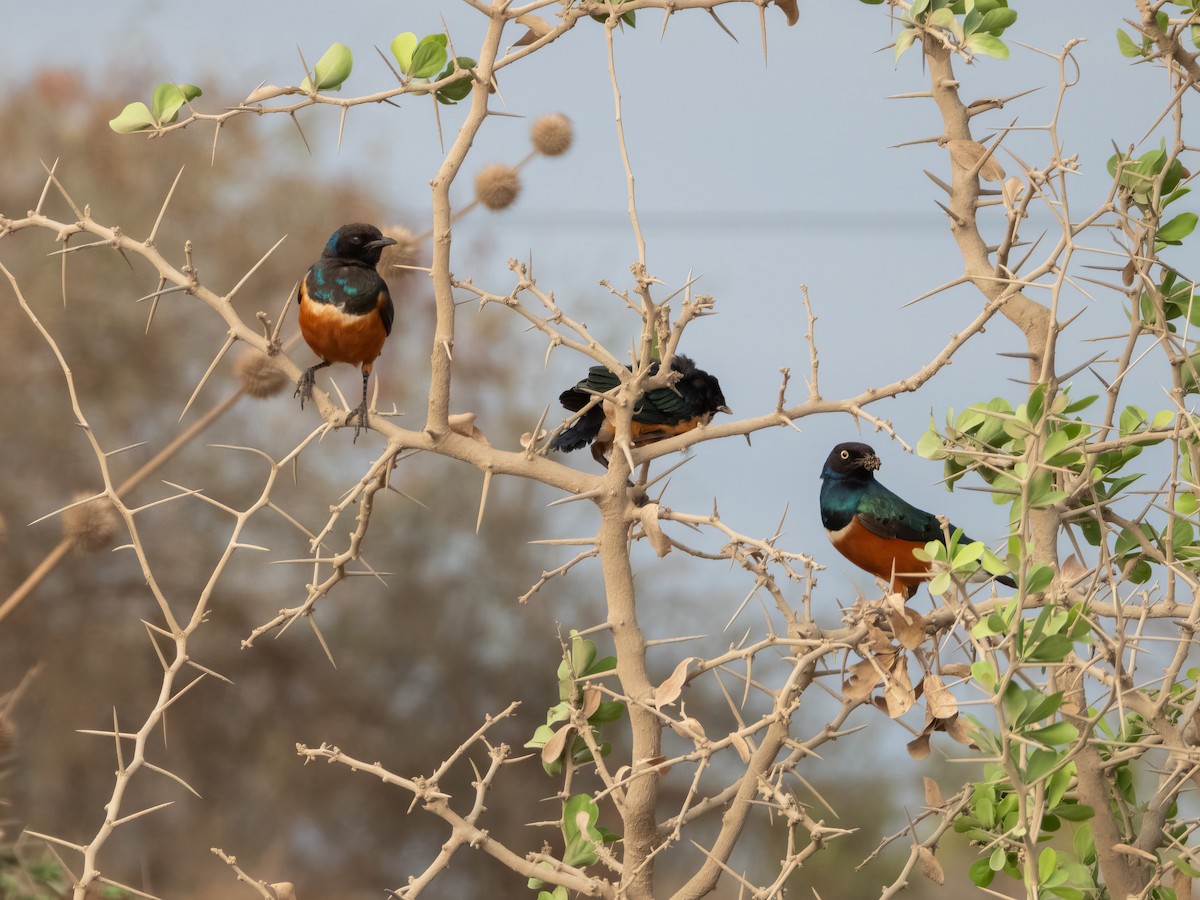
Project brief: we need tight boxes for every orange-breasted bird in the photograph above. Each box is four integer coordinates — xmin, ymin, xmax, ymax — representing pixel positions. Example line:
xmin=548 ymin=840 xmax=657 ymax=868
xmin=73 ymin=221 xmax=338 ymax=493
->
xmin=819 ymin=442 xmax=1016 ymax=599
xmin=294 ymin=223 xmax=397 ymax=439
xmin=550 ymin=355 xmax=730 ymax=467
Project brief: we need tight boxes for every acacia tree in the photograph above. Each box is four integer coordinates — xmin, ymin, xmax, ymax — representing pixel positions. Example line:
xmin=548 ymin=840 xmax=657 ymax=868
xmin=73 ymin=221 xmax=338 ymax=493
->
xmin=4 ymin=0 xmax=1200 ymax=898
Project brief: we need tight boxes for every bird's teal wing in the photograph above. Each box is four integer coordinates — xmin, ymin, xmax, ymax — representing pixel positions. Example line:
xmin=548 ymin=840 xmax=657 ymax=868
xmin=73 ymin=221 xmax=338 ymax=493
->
xmin=856 ymin=481 xmax=948 ymax=544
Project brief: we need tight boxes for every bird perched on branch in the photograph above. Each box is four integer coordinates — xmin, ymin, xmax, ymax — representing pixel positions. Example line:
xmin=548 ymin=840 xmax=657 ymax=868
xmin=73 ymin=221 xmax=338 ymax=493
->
xmin=294 ymin=223 xmax=397 ymax=439
xmin=550 ymin=355 xmax=730 ymax=468
xmin=819 ymin=442 xmax=1016 ymax=599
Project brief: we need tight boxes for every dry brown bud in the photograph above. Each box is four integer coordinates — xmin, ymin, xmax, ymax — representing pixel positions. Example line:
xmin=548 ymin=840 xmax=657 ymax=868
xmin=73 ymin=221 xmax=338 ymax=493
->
xmin=0 ymin=510 xmax=7 ymax=543
xmin=235 ymin=348 xmax=290 ymax=399
xmin=63 ymin=493 xmax=120 ymax=553
xmin=378 ymin=226 xmax=422 ymax=277
xmin=475 ymin=164 xmax=521 ymax=211
xmin=531 ymin=113 xmax=573 ymax=157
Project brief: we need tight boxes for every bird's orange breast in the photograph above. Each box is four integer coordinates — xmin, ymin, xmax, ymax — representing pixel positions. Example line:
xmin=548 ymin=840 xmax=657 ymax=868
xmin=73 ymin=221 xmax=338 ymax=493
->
xmin=827 ymin=516 xmax=930 ymax=598
xmin=629 ymin=417 xmax=704 ymax=444
xmin=298 ymin=295 xmax=388 ymax=372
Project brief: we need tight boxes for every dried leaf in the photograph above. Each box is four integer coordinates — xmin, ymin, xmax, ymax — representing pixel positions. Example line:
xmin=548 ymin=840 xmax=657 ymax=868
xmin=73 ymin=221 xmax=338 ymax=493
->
xmin=730 ymin=731 xmax=752 ymax=762
xmin=671 ymin=715 xmax=707 ymax=743
xmin=520 ymin=429 xmax=546 ymax=450
xmin=449 ymin=412 xmax=490 ymax=445
xmin=269 ymin=885 xmax=298 ymax=900
xmin=906 ymin=733 xmax=932 ymax=760
xmin=940 ymin=663 xmax=971 ymax=679
xmin=872 ymin=695 xmax=890 ymax=714
xmin=639 ymin=503 xmax=672 ymax=558
xmin=541 ymin=724 xmax=573 ymax=765
xmin=581 ymin=687 xmax=601 ymax=719
xmin=924 ymin=673 xmax=958 ymax=719
xmin=514 ymin=13 xmax=553 ymax=47
xmin=943 ymin=713 xmax=975 ymax=746
xmin=1001 ymin=175 xmax=1025 ymax=211
xmin=923 ymin=776 xmax=943 ymax=809
xmin=1172 ymin=868 xmax=1192 ymax=900
xmin=890 ymin=607 xmax=926 ymax=650
xmin=245 ymin=84 xmax=292 ymax=104
xmin=772 ymin=0 xmax=799 ymax=26
xmin=1061 ymin=554 xmax=1088 ymax=583
xmin=884 ymin=590 xmax=908 ymax=615
xmin=844 ymin=659 xmax=883 ymax=701
xmin=637 ymin=755 xmax=668 ymax=776
xmin=946 ymin=139 xmax=1006 ymax=182
xmin=917 ymin=847 xmax=945 ymax=884
xmin=885 ymin=658 xmax=916 ymax=718
xmin=653 ymin=657 xmax=695 ymax=708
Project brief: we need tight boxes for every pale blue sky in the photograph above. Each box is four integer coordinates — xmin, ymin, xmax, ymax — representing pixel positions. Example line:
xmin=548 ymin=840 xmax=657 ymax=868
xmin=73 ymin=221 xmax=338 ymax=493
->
xmin=2 ymin=1 xmax=1169 ymax=607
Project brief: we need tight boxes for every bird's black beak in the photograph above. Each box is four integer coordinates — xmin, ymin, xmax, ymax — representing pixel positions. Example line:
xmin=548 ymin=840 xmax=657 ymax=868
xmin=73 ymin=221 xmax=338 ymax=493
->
xmin=717 ymin=405 xmax=732 ymax=415
xmin=366 ymin=237 xmax=398 ymax=251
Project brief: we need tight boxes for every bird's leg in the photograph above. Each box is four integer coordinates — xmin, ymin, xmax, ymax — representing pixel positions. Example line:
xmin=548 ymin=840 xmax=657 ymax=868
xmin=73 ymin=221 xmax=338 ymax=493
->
xmin=591 ymin=441 xmax=611 ymax=468
xmin=348 ymin=368 xmax=371 ymax=441
xmin=294 ymin=360 xmax=331 ymax=409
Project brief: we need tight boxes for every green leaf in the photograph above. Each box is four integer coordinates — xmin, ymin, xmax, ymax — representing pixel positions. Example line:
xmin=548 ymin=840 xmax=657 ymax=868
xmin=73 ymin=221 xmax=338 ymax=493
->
xmin=979 ymin=7 xmax=1016 ymax=33
xmin=1158 ymin=212 xmax=1198 ymax=244
xmin=1025 ymin=563 xmax=1055 ymax=594
xmin=109 ymin=101 xmax=157 ymax=133
xmin=1116 ymin=28 xmax=1142 ymax=57
xmin=966 ymin=32 xmax=1010 ymax=59
xmin=151 ymin=83 xmax=185 ymax=123
xmin=894 ymin=28 xmax=919 ymax=61
xmin=969 ymin=857 xmax=996 ymax=887
xmin=988 ymin=846 xmax=1007 ymax=872
xmin=435 ymin=57 xmax=476 ymax=105
xmin=1053 ymin=802 xmax=1094 ymax=822
xmin=1020 ymin=691 xmax=1064 ymax=726
xmin=179 ymin=83 xmax=202 ymax=102
xmin=1039 ymin=847 xmax=1058 ymax=883
xmin=303 ymin=42 xmax=353 ymax=91
xmin=917 ymin=426 xmax=947 ymax=460
xmin=1026 ymin=633 xmax=1074 ymax=663
xmin=926 ymin=8 xmax=963 ymax=40
xmin=1025 ymin=747 xmax=1059 ymax=782
xmin=971 ymin=659 xmax=997 ymax=693
xmin=1002 ymin=681 xmax=1028 ymax=723
xmin=1073 ymin=822 xmax=1095 ymax=863
xmin=411 ymin=34 xmax=449 ymax=79
xmin=1027 ymin=721 xmax=1079 ymax=746
xmin=391 ymin=32 xmax=417 ymax=74
xmin=588 ymin=700 xmax=626 ymax=724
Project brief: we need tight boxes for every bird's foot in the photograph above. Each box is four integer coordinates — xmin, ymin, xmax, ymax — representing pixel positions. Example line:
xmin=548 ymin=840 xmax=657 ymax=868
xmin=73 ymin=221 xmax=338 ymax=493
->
xmin=347 ymin=402 xmax=370 ymax=442
xmin=295 ymin=369 xmax=317 ymax=409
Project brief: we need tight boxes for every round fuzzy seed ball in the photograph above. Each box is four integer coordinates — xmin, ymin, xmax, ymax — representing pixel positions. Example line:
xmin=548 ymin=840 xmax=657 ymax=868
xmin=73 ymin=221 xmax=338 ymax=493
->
xmin=475 ymin=164 xmax=521 ymax=211
xmin=531 ymin=113 xmax=573 ymax=157
xmin=235 ymin=348 xmax=290 ymax=399
xmin=63 ymin=493 xmax=120 ymax=553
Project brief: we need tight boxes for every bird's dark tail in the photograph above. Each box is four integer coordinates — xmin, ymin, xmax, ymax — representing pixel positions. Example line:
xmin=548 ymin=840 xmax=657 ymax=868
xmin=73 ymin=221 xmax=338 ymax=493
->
xmin=996 ymin=573 xmax=1018 ymax=590
xmin=550 ymin=405 xmax=604 ymax=453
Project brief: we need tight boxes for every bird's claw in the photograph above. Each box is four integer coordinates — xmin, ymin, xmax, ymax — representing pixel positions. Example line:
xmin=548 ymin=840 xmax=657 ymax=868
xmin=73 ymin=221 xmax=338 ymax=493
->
xmin=347 ymin=403 xmax=370 ymax=442
xmin=295 ymin=370 xmax=316 ymax=409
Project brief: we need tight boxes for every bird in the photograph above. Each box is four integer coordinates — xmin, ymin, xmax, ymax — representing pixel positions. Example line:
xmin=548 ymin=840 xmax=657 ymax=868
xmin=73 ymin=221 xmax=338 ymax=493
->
xmin=819 ymin=442 xmax=1016 ymax=599
xmin=294 ymin=223 xmax=397 ymax=439
xmin=550 ymin=355 xmax=730 ymax=467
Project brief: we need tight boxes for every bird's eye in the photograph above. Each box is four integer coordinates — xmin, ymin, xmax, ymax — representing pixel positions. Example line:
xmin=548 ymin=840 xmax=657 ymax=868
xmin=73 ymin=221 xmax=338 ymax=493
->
xmin=840 ymin=449 xmax=849 ymax=459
